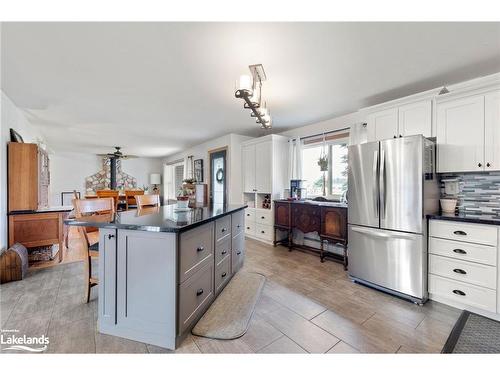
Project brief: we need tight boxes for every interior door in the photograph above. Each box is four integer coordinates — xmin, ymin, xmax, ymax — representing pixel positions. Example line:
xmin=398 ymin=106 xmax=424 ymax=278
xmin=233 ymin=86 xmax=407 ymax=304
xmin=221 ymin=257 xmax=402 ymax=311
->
xmin=255 ymin=141 xmax=272 ymax=193
xmin=485 ymin=90 xmax=500 ymax=171
xmin=347 ymin=141 xmax=379 ymax=228
xmin=242 ymin=144 xmax=256 ymax=192
xmin=437 ymin=95 xmax=485 ymax=172
xmin=210 ymin=149 xmax=227 ymax=206
xmin=380 ymin=136 xmax=423 ymax=234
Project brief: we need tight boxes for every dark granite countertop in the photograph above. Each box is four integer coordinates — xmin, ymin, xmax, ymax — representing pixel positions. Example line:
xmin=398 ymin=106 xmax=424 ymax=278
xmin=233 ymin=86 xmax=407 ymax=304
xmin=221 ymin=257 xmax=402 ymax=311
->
xmin=65 ymin=203 xmax=247 ymax=233
xmin=427 ymin=212 xmax=500 ymax=226
xmin=274 ymin=199 xmax=348 ymax=208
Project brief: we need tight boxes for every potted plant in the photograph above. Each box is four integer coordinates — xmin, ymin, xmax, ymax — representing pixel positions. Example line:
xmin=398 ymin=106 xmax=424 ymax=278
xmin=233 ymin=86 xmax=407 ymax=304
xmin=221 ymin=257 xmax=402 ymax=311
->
xmin=177 ymin=186 xmax=190 ymax=209
xmin=317 ymin=155 xmax=328 ymax=171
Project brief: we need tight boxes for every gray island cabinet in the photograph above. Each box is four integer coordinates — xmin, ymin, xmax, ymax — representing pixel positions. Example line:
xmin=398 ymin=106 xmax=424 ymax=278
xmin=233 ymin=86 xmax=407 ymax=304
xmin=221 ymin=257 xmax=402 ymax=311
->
xmin=66 ymin=203 xmax=246 ymax=349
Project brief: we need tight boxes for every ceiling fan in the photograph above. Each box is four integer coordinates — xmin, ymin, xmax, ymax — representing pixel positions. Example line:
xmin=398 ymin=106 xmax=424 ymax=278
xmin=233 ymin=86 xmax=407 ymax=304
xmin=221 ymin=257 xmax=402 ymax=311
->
xmin=97 ymin=146 xmax=138 ymax=159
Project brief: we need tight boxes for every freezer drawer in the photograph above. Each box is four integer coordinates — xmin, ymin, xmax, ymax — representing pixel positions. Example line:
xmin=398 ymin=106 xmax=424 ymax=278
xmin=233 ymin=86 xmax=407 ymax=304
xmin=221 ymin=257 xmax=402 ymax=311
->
xmin=348 ymin=225 xmax=426 ymax=300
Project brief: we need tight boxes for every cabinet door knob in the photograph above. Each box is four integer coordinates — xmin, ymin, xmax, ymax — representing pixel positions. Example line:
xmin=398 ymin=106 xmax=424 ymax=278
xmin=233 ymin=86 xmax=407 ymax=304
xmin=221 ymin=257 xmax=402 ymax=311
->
xmin=222 ymin=228 xmax=227 ymax=232
xmin=107 ymin=234 xmax=115 ymax=240
xmin=487 ymin=162 xmax=491 ymax=167
xmin=399 ymin=134 xmax=402 ymax=138
xmin=196 ymin=288 xmax=204 ymax=296
xmin=453 ymin=230 xmax=467 ymax=236
xmin=452 ymin=289 xmax=466 ymax=296
xmin=221 ymin=272 xmax=227 ymax=278
xmin=246 ymin=227 xmax=250 ymax=229
xmin=453 ymin=268 xmax=467 ymax=275
xmin=237 ymin=224 xmax=241 ymax=228
xmin=393 ymin=135 xmax=397 ymax=139
xmin=261 ymin=216 xmax=265 ymax=219
xmin=453 ymin=248 xmax=467 ymax=255
xmin=478 ymin=163 xmax=482 ymax=167
xmin=197 ymin=246 xmax=204 ymax=252
xmin=221 ymin=250 xmax=227 ymax=255
xmin=236 ymin=251 xmax=242 ymax=255
xmin=246 ymin=213 xmax=250 ymax=216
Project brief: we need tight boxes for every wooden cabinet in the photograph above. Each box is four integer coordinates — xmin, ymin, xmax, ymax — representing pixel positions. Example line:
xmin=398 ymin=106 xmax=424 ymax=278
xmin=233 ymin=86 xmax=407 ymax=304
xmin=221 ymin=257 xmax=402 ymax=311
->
xmin=436 ymin=95 xmax=485 ymax=172
xmin=367 ymin=100 xmax=432 ymax=142
xmin=8 ymin=142 xmax=50 ymax=212
xmin=485 ymin=90 xmax=500 ymax=171
xmin=255 ymin=140 xmax=272 ymax=193
xmin=321 ymin=206 xmax=348 ymax=244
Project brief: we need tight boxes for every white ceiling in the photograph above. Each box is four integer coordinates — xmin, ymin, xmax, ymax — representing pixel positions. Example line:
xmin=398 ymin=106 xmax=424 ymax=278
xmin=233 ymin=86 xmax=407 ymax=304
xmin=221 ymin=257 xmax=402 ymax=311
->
xmin=2 ymin=22 xmax=500 ymax=157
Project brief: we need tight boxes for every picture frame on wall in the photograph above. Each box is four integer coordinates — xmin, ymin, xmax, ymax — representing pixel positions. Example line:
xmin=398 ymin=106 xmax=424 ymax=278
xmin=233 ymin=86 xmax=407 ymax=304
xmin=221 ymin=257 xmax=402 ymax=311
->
xmin=194 ymin=159 xmax=203 ymax=182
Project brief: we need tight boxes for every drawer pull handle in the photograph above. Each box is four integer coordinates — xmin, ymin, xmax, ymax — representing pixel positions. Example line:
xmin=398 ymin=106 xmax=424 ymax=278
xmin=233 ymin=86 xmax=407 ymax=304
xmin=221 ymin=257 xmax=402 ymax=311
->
xmin=196 ymin=288 xmax=204 ymax=296
xmin=247 ymin=214 xmax=250 ymax=216
xmin=453 ymin=249 xmax=467 ymax=255
xmin=453 ymin=230 xmax=467 ymax=236
xmin=246 ymin=227 xmax=250 ymax=230
xmin=222 ymin=228 xmax=227 ymax=232
xmin=452 ymin=289 xmax=466 ymax=296
xmin=453 ymin=268 xmax=467 ymax=275
xmin=197 ymin=246 xmax=204 ymax=252
xmin=236 ymin=251 xmax=242 ymax=255
xmin=237 ymin=225 xmax=241 ymax=228
xmin=108 ymin=234 xmax=115 ymax=239
xmin=221 ymin=272 xmax=227 ymax=278
xmin=261 ymin=216 xmax=265 ymax=219
xmin=221 ymin=250 xmax=227 ymax=255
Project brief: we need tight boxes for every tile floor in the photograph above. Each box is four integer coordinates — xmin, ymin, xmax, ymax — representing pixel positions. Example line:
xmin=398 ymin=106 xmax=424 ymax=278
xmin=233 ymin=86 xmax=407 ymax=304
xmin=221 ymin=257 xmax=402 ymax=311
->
xmin=0 ymin=237 xmax=461 ymax=353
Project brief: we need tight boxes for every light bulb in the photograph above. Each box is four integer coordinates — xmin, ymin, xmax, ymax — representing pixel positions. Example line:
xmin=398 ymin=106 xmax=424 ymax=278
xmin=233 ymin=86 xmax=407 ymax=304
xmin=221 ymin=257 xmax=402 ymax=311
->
xmin=238 ymin=75 xmax=253 ymax=92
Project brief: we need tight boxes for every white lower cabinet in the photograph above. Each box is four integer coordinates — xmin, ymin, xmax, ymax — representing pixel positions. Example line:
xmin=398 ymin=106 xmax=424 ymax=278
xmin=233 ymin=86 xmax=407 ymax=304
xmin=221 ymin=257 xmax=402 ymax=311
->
xmin=244 ymin=207 xmax=274 ymax=243
xmin=428 ymin=220 xmax=500 ymax=316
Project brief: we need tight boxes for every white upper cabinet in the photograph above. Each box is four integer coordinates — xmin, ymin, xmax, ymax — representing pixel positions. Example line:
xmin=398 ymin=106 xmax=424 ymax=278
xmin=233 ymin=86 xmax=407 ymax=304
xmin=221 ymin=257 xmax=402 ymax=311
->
xmin=242 ymin=144 xmax=256 ymax=192
xmin=367 ymin=100 xmax=432 ymax=141
xmin=437 ymin=95 xmax=485 ymax=173
xmin=255 ymin=141 xmax=272 ymax=193
xmin=398 ymin=100 xmax=432 ymax=138
xmin=367 ymin=108 xmax=398 ymax=141
xmin=485 ymin=90 xmax=500 ymax=171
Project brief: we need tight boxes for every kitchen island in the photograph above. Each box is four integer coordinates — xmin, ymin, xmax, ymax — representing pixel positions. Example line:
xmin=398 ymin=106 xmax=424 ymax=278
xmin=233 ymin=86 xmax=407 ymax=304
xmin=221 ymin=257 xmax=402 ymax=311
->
xmin=66 ymin=203 xmax=247 ymax=349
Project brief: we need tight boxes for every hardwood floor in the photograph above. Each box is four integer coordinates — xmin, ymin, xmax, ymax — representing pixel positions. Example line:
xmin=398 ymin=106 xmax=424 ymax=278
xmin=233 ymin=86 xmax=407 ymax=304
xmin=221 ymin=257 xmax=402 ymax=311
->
xmin=0 ymin=235 xmax=461 ymax=354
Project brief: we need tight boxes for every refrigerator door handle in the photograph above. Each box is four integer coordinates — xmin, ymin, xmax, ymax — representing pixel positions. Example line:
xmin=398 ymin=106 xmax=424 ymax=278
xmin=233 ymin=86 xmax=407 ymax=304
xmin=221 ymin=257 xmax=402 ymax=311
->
xmin=372 ymin=150 xmax=379 ymax=218
xmin=351 ymin=226 xmax=415 ymax=240
xmin=379 ymin=149 xmax=386 ymax=220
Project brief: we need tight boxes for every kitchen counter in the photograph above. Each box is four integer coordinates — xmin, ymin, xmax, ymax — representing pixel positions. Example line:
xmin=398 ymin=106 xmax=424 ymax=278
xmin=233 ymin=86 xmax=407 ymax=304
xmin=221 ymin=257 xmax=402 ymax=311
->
xmin=8 ymin=205 xmax=73 ymax=215
xmin=65 ymin=203 xmax=247 ymax=232
xmin=427 ymin=212 xmax=500 ymax=226
xmin=67 ymin=202 xmax=247 ymax=350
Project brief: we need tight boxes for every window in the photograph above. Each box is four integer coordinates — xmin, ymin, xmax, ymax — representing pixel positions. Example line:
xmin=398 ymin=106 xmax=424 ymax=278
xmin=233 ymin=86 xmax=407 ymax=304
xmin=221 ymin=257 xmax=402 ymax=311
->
xmin=301 ymin=134 xmax=348 ymax=199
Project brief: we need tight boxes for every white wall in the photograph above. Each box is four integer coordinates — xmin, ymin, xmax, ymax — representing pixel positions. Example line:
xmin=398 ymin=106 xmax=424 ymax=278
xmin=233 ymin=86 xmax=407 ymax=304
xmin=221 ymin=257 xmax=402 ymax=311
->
xmin=49 ymin=152 xmax=163 ymax=205
xmin=164 ymin=133 xmax=253 ymax=205
xmin=1 ymin=90 xmax=46 ymax=251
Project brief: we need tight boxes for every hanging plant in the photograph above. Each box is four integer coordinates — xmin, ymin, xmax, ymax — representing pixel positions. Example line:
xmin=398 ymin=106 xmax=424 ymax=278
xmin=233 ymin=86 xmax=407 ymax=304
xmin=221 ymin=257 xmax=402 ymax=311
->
xmin=318 ymin=155 xmax=328 ymax=171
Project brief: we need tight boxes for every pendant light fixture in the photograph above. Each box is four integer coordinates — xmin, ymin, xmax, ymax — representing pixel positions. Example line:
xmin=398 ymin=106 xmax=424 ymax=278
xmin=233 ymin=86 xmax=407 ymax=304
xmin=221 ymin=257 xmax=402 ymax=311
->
xmin=235 ymin=64 xmax=272 ymax=129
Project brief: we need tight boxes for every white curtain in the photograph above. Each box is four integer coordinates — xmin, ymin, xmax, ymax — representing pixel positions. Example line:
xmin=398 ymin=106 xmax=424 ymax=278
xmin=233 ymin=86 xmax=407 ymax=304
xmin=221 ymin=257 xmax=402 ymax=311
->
xmin=288 ymin=138 xmax=303 ymax=181
xmin=348 ymin=123 xmax=367 ymax=145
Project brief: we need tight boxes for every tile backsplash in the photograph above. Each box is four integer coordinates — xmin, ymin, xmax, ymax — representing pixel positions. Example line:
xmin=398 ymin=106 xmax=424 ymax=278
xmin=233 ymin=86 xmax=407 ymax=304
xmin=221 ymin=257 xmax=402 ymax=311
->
xmin=439 ymin=172 xmax=500 ymax=215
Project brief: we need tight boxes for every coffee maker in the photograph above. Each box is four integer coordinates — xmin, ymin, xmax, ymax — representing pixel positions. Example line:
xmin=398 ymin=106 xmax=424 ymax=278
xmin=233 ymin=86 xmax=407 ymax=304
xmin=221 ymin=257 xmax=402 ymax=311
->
xmin=290 ymin=179 xmax=306 ymax=200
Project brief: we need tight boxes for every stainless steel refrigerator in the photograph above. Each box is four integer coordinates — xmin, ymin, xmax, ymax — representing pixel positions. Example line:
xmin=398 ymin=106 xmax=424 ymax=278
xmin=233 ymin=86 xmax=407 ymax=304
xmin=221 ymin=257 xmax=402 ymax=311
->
xmin=347 ymin=135 xmax=439 ymax=303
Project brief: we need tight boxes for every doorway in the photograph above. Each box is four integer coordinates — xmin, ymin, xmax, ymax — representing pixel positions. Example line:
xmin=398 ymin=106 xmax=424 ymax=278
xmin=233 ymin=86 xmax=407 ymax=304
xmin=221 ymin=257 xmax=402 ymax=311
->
xmin=209 ymin=147 xmax=227 ymax=206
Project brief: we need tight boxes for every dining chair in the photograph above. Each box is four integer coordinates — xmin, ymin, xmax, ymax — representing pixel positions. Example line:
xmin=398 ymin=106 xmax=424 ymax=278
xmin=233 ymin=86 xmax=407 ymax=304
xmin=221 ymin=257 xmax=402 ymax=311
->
xmin=136 ymin=194 xmax=160 ymax=209
xmin=125 ymin=190 xmax=145 ymax=210
xmin=96 ymin=190 xmax=120 ymax=211
xmin=73 ymin=198 xmax=115 ymax=303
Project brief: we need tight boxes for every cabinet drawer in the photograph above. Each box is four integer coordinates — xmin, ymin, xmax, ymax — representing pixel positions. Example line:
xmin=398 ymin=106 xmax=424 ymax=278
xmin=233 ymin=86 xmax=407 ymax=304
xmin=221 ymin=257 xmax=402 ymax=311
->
xmin=215 ymin=235 xmax=231 ymax=266
xmin=245 ymin=221 xmax=256 ymax=236
xmin=429 ymin=220 xmax=498 ymax=246
xmin=255 ymin=223 xmax=273 ymax=241
xmin=178 ymin=262 xmax=214 ymax=334
xmin=429 ymin=254 xmax=497 ymax=289
xmin=179 ymin=222 xmax=214 ymax=283
xmin=215 ymin=215 xmax=231 ymax=242
xmin=429 ymin=274 xmax=496 ymax=313
xmin=255 ymin=209 xmax=273 ymax=225
xmin=215 ymin=256 xmax=231 ymax=295
xmin=429 ymin=237 xmax=497 ymax=266
xmin=232 ymin=231 xmax=245 ymax=273
xmin=245 ymin=209 xmax=255 ymax=222
xmin=232 ymin=210 xmax=244 ymax=237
